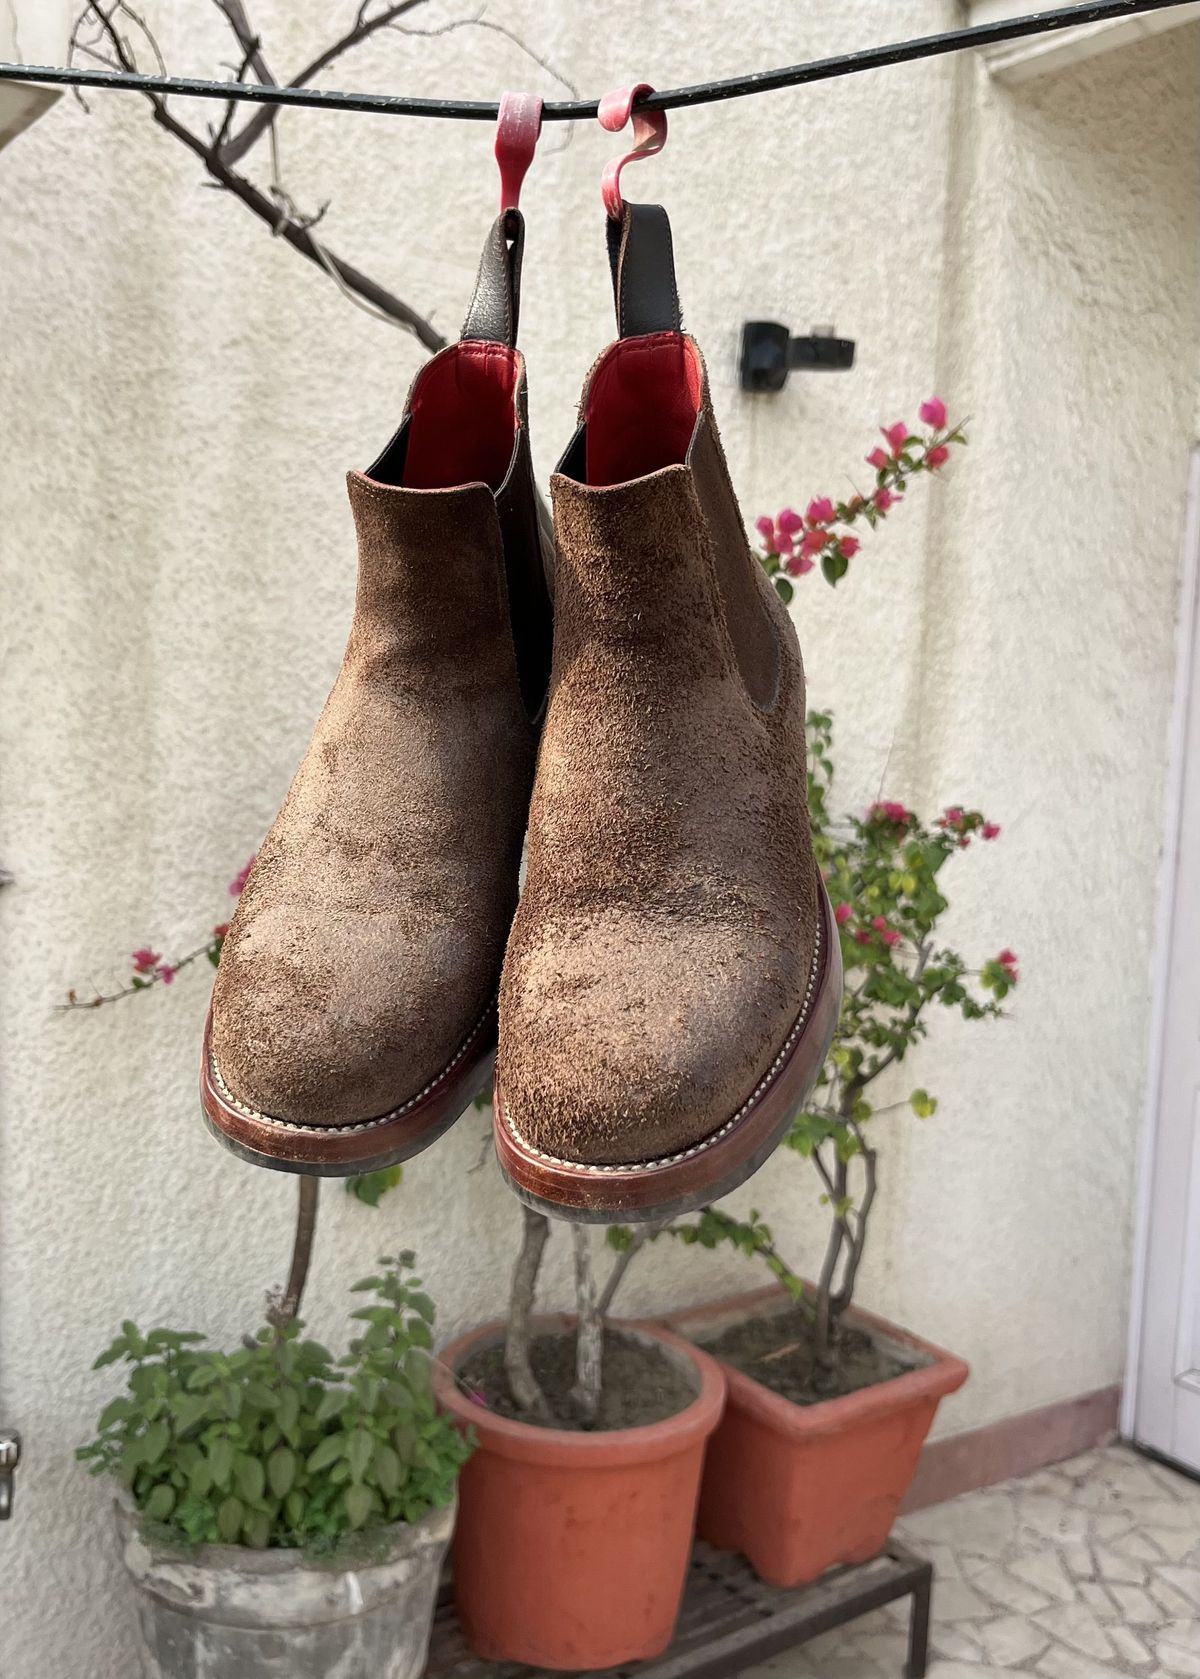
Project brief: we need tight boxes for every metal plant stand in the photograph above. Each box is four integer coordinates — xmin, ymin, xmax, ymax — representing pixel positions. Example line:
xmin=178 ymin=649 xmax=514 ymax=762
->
xmin=426 ymin=1540 xmax=933 ymax=1679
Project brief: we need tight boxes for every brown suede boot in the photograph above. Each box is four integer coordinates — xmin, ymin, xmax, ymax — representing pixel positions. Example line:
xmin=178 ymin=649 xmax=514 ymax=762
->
xmin=202 ymin=211 xmax=553 ymax=1174
xmin=494 ymin=205 xmax=842 ymax=1221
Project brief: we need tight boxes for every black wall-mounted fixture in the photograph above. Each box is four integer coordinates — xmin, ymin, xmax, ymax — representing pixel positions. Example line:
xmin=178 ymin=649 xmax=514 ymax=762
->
xmin=739 ymin=322 xmax=856 ymax=393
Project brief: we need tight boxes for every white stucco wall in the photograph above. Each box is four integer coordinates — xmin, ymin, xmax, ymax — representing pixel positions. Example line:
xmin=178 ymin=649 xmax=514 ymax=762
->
xmin=1 ymin=5 xmax=1197 ymax=1674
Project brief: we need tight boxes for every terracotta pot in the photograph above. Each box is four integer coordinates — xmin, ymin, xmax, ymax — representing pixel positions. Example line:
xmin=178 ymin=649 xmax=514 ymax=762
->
xmin=659 ymin=1285 xmax=968 ymax=1587
xmin=433 ymin=1316 xmax=725 ymax=1670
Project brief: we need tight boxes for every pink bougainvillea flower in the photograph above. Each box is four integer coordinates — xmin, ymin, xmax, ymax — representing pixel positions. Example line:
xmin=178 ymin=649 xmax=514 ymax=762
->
xmin=834 ymin=902 xmax=853 ymax=926
xmin=881 ymin=421 xmax=909 ymax=456
xmin=777 ymin=506 xmax=804 ymax=536
xmin=755 ymin=514 xmax=775 ymax=542
xmin=805 ymin=497 xmax=836 ymax=526
xmin=213 ymin=922 xmax=230 ymax=939
xmin=132 ymin=948 xmax=161 ymax=973
xmin=853 ymin=929 xmax=873 ymax=946
xmin=865 ymin=446 xmax=890 ymax=472
xmin=938 ymin=805 xmax=964 ymax=829
xmin=229 ymin=856 xmax=256 ymax=897
xmin=785 ymin=553 xmax=815 ymax=578
xmin=870 ymin=799 xmax=912 ymax=827
xmin=874 ymin=486 xmax=902 ymax=513
xmin=776 ymin=529 xmax=795 ymax=557
xmin=926 ymin=444 xmax=950 ymax=469
xmin=157 ymin=964 xmax=176 ymax=986
xmin=871 ymin=915 xmax=889 ymax=932
xmin=800 ymin=528 xmax=829 ymax=559
xmin=881 ymin=929 xmax=901 ymax=947
xmin=919 ymin=396 xmax=947 ymax=429
xmin=778 ymin=503 xmax=808 ymax=537
xmin=839 ymin=535 xmax=861 ymax=560
xmin=981 ymin=822 xmax=1001 ymax=841
xmin=998 ymin=949 xmax=1020 ymax=985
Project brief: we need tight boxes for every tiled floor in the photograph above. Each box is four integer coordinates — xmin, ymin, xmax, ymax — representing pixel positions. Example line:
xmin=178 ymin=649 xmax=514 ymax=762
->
xmin=746 ymin=1445 xmax=1200 ymax=1678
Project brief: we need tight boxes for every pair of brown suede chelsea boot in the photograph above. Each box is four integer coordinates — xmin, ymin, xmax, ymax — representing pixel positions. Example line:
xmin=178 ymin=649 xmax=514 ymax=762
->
xmin=202 ymin=202 xmax=842 ymax=1223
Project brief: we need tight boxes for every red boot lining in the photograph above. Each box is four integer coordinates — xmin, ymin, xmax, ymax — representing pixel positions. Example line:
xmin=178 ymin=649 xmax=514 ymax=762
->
xmin=584 ymin=333 xmax=702 ymax=488
xmin=401 ymin=341 xmax=520 ymax=491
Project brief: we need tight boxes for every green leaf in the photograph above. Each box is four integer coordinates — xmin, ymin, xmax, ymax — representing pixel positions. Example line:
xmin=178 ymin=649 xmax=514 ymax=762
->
xmin=236 ymin=1456 xmax=265 ymax=1505
xmin=773 ymin=575 xmax=794 ymax=604
xmin=267 ymin=1446 xmax=296 ymax=1500
xmin=347 ymin=1428 xmax=373 ymax=1484
xmin=141 ymin=1421 xmax=169 ymax=1466
xmin=344 ymin=1484 xmax=372 ymax=1529
xmin=97 ymin=1397 xmax=134 ymax=1431
xmin=821 ymin=549 xmax=849 ymax=588
xmin=143 ymin=1484 xmax=175 ymax=1522
xmin=346 ymin=1167 xmax=404 ymax=1208
xmin=217 ymin=1496 xmax=244 ymax=1543
xmin=243 ymin=1510 xmax=271 ymax=1548
xmin=373 ymin=1441 xmax=402 ymax=1497
xmin=909 ymin=1088 xmax=938 ymax=1118
xmin=315 ymin=1388 xmax=349 ymax=1425
xmin=306 ymin=1435 xmax=345 ymax=1476
xmin=208 ymin=1438 xmax=234 ymax=1489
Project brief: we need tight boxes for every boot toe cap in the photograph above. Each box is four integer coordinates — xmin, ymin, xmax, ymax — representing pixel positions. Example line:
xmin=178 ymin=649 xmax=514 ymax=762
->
xmin=499 ymin=907 xmax=812 ymax=1167
xmin=211 ymin=903 xmax=490 ymax=1129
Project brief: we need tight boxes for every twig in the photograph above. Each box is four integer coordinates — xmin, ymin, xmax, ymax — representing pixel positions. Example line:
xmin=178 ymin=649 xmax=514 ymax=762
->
xmin=71 ymin=4 xmax=445 ymax=350
xmin=60 ymin=940 xmax=216 ymax=1009
xmin=568 ymin=1226 xmax=602 ymax=1424
xmin=267 ymin=1177 xmax=320 ymax=1332
xmin=598 ymin=1220 xmax=666 ymax=1319
xmin=218 ymin=0 xmax=430 ymax=165
xmin=504 ymin=1205 xmax=552 ymax=1422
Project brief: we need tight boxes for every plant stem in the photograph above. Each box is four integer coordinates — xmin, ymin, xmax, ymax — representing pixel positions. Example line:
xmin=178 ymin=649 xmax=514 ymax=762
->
xmin=569 ymin=1227 xmax=603 ymax=1424
xmin=597 ymin=1220 xmax=665 ymax=1319
xmin=505 ymin=1206 xmax=552 ymax=1422
xmin=268 ymin=1176 xmax=319 ymax=1333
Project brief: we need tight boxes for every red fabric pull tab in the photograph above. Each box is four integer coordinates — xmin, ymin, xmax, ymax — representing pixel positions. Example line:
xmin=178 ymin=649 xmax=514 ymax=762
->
xmin=598 ymin=83 xmax=668 ymax=220
xmin=495 ymin=91 xmax=543 ymax=213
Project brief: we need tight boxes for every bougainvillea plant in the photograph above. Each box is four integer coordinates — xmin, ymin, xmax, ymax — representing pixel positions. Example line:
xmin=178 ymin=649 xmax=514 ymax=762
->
xmin=603 ymin=397 xmax=1017 ymax=1373
xmin=755 ymin=396 xmax=967 ymax=599
xmin=631 ymin=708 xmax=1016 ymax=1369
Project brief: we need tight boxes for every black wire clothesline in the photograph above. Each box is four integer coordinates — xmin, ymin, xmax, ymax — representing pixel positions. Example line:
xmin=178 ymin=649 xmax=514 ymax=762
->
xmin=0 ymin=0 xmax=1195 ymax=122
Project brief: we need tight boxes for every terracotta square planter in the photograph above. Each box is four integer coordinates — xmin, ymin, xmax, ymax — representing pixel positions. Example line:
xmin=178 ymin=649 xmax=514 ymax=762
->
xmin=659 ymin=1285 xmax=968 ymax=1587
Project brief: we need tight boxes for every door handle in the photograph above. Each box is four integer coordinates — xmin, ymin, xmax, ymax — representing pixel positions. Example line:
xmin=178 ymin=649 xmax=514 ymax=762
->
xmin=0 ymin=1430 xmax=21 ymax=1519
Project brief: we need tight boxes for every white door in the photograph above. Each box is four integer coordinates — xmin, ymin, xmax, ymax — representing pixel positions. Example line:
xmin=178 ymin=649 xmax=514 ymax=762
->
xmin=1132 ymin=447 xmax=1200 ymax=1474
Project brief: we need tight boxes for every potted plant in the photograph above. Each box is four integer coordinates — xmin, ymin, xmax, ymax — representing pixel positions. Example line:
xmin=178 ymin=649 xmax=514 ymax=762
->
xmin=654 ymin=724 xmax=1013 ymax=1585
xmin=77 ymin=1252 xmax=470 ymax=1679
xmin=431 ymin=1216 xmax=725 ymax=1671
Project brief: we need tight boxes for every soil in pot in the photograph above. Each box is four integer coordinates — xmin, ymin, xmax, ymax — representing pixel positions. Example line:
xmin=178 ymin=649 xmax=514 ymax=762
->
xmin=459 ymin=1327 xmax=697 ymax=1429
xmin=702 ymin=1303 xmax=929 ymax=1406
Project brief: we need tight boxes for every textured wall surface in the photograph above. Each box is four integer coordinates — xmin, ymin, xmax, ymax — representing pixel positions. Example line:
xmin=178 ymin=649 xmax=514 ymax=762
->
xmin=1 ymin=4 xmax=1198 ymax=1674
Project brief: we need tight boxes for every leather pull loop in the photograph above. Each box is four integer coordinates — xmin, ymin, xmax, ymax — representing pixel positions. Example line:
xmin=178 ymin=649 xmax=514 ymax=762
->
xmin=462 ymin=209 xmax=525 ymax=346
xmin=606 ymin=202 xmax=682 ymax=339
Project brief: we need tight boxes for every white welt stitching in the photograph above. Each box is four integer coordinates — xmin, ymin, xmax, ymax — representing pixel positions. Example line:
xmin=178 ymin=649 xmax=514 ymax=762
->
xmin=504 ymin=919 xmax=824 ymax=1174
xmin=210 ymin=998 xmax=495 ymax=1135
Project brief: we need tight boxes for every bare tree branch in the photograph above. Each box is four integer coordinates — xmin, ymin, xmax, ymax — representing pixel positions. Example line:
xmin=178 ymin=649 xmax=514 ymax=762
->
xmin=505 ymin=1206 xmax=552 ymax=1422
xmin=267 ymin=1178 xmax=320 ymax=1333
xmin=597 ymin=1220 xmax=666 ymax=1319
xmin=71 ymin=3 xmax=446 ymax=350
xmin=568 ymin=1226 xmax=602 ymax=1424
xmin=218 ymin=0 xmax=430 ymax=166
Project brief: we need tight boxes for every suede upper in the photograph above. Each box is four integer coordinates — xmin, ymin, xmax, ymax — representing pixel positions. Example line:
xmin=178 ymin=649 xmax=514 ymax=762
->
xmin=211 ymin=356 xmax=544 ymax=1130
xmin=497 ymin=339 xmax=820 ymax=1167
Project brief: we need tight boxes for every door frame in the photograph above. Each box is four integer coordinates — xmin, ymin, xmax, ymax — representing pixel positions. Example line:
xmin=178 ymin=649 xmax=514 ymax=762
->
xmin=1123 ymin=444 xmax=1200 ymax=1441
